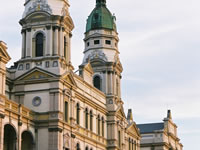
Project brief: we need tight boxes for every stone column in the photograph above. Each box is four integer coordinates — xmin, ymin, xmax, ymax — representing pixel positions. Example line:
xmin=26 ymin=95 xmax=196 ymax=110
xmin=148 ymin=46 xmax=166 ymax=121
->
xmin=46 ymin=26 xmax=52 ymax=56
xmin=26 ymin=28 xmax=32 ymax=58
xmin=18 ymin=106 xmax=22 ymax=150
xmin=59 ymin=28 xmax=64 ymax=57
xmin=21 ymin=30 xmax=26 ymax=58
xmin=53 ymin=27 xmax=59 ymax=56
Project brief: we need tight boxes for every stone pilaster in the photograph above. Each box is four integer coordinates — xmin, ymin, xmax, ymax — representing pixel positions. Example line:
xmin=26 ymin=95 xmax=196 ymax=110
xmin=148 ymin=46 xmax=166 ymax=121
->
xmin=53 ymin=27 xmax=59 ymax=56
xmin=59 ymin=27 xmax=63 ymax=57
xmin=46 ymin=25 xmax=52 ymax=56
xmin=26 ymin=28 xmax=32 ymax=57
xmin=21 ymin=30 xmax=26 ymax=58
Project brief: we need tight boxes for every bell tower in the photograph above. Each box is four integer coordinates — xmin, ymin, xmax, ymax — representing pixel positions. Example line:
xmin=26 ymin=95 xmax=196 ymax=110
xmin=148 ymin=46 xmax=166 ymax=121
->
xmin=16 ymin=0 xmax=74 ymax=77
xmin=80 ymin=1 xmax=124 ymax=149
xmin=80 ymin=0 xmax=123 ymax=105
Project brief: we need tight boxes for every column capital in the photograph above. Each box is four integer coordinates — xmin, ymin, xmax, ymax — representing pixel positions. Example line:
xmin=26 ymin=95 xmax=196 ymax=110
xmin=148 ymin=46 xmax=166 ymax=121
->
xmin=21 ymin=29 xmax=26 ymax=34
xmin=46 ymin=25 xmax=52 ymax=30
xmin=53 ymin=26 xmax=60 ymax=30
xmin=27 ymin=28 xmax=32 ymax=32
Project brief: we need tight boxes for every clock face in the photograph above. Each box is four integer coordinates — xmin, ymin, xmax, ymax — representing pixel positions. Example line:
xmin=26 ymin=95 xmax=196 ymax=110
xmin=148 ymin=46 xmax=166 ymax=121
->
xmin=32 ymin=96 xmax=42 ymax=107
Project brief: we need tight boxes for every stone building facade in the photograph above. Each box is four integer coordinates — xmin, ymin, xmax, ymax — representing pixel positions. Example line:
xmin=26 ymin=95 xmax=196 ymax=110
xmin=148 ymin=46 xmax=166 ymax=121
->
xmin=137 ymin=110 xmax=183 ymax=150
xmin=0 ymin=0 xmax=183 ymax=150
xmin=0 ymin=0 xmax=141 ymax=150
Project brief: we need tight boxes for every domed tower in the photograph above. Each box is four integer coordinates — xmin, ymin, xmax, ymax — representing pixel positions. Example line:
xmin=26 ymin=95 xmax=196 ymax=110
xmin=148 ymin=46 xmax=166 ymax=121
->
xmin=80 ymin=0 xmax=123 ymax=107
xmin=14 ymin=0 xmax=74 ymax=78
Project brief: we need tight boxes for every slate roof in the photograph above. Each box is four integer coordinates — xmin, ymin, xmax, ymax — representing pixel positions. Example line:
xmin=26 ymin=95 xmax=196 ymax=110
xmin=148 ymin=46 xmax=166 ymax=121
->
xmin=137 ymin=123 xmax=164 ymax=134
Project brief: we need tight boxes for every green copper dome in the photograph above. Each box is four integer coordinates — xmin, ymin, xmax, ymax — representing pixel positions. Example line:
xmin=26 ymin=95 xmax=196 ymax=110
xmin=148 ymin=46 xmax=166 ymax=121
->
xmin=86 ymin=0 xmax=117 ymax=32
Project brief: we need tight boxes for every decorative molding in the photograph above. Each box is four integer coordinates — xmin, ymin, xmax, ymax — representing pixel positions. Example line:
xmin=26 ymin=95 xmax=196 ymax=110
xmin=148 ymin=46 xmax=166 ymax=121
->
xmin=61 ymin=4 xmax=69 ymax=16
xmin=26 ymin=0 xmax=52 ymax=16
xmin=85 ymin=50 xmax=107 ymax=63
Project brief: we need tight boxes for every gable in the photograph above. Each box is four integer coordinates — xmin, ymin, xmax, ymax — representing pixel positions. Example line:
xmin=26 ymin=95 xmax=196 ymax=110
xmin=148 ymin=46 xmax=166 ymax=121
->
xmin=127 ymin=122 xmax=140 ymax=137
xmin=17 ymin=67 xmax=56 ymax=81
xmin=62 ymin=72 xmax=77 ymax=87
xmin=116 ymin=106 xmax=126 ymax=118
xmin=84 ymin=63 xmax=94 ymax=75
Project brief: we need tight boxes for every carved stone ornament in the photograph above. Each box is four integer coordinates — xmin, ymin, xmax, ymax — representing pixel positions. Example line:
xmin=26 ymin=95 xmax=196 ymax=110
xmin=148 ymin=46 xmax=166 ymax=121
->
xmin=85 ymin=50 xmax=107 ymax=63
xmin=32 ymin=96 xmax=42 ymax=107
xmin=64 ymin=133 xmax=71 ymax=148
xmin=61 ymin=4 xmax=69 ymax=16
xmin=27 ymin=0 xmax=52 ymax=16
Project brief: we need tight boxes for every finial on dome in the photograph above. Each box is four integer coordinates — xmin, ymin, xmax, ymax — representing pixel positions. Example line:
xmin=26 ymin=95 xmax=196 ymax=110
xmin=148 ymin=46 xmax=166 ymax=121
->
xmin=96 ymin=0 xmax=106 ymax=6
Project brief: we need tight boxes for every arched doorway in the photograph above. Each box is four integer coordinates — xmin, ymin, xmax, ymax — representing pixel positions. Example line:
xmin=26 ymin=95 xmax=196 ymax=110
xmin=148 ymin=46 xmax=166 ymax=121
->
xmin=21 ymin=131 xmax=34 ymax=150
xmin=3 ymin=124 xmax=17 ymax=150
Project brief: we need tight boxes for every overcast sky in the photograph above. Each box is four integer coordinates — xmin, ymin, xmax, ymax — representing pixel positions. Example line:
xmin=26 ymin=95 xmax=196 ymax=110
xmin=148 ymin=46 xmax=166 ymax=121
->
xmin=0 ymin=0 xmax=200 ymax=149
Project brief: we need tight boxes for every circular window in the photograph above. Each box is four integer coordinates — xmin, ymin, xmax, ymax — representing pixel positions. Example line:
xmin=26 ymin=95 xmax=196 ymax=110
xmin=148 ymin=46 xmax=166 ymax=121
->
xmin=32 ymin=97 xmax=42 ymax=107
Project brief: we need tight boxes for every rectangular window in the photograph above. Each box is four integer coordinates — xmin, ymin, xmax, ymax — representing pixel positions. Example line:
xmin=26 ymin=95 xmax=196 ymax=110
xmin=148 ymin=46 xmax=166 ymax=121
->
xmin=87 ymin=42 xmax=90 ymax=47
xmin=26 ymin=63 xmax=30 ymax=70
xmin=65 ymin=101 xmax=68 ymax=122
xmin=45 ymin=61 xmax=49 ymax=68
xmin=94 ymin=40 xmax=100 ymax=45
xmin=105 ymin=40 xmax=111 ymax=45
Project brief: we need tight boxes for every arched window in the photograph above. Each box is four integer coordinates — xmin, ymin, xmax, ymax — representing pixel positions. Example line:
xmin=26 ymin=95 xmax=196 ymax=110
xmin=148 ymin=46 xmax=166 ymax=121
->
xmin=85 ymin=146 xmax=88 ymax=150
xmin=85 ymin=108 xmax=88 ymax=129
xmin=21 ymin=131 xmax=34 ymax=150
xmin=90 ymin=110 xmax=93 ymax=131
xmin=36 ymin=33 xmax=44 ymax=57
xmin=93 ymin=75 xmax=101 ymax=90
xmin=102 ymin=117 xmax=104 ymax=137
xmin=97 ymin=115 xmax=101 ymax=135
xmin=76 ymin=143 xmax=80 ymax=150
xmin=118 ymin=130 xmax=121 ymax=148
xmin=4 ymin=124 xmax=17 ymax=150
xmin=64 ymin=37 xmax=67 ymax=58
xmin=64 ymin=101 xmax=68 ymax=122
xmin=76 ymin=103 xmax=80 ymax=125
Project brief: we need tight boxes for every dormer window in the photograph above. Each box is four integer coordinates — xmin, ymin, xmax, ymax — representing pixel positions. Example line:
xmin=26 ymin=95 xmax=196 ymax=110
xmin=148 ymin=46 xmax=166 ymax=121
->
xmin=94 ymin=40 xmax=100 ymax=45
xmin=36 ymin=33 xmax=44 ymax=57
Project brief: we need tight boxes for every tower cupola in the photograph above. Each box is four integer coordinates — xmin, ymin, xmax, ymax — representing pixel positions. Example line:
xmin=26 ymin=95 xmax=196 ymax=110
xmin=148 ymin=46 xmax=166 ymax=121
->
xmin=80 ymin=0 xmax=123 ymax=102
xmin=86 ymin=0 xmax=116 ymax=33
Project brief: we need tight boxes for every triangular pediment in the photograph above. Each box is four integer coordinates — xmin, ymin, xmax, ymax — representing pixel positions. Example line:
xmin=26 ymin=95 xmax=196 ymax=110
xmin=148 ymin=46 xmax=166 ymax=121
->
xmin=127 ymin=122 xmax=140 ymax=137
xmin=17 ymin=67 xmax=56 ymax=81
xmin=84 ymin=62 xmax=94 ymax=75
xmin=116 ymin=106 xmax=126 ymax=118
xmin=62 ymin=72 xmax=77 ymax=87
xmin=0 ymin=42 xmax=11 ymax=63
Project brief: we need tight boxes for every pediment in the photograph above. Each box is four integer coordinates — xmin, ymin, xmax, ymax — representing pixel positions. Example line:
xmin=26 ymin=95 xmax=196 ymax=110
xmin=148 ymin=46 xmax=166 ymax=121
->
xmin=84 ymin=62 xmax=94 ymax=75
xmin=62 ymin=72 xmax=77 ymax=87
xmin=116 ymin=106 xmax=126 ymax=118
xmin=0 ymin=42 xmax=11 ymax=63
xmin=17 ymin=67 xmax=56 ymax=81
xmin=127 ymin=122 xmax=140 ymax=137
